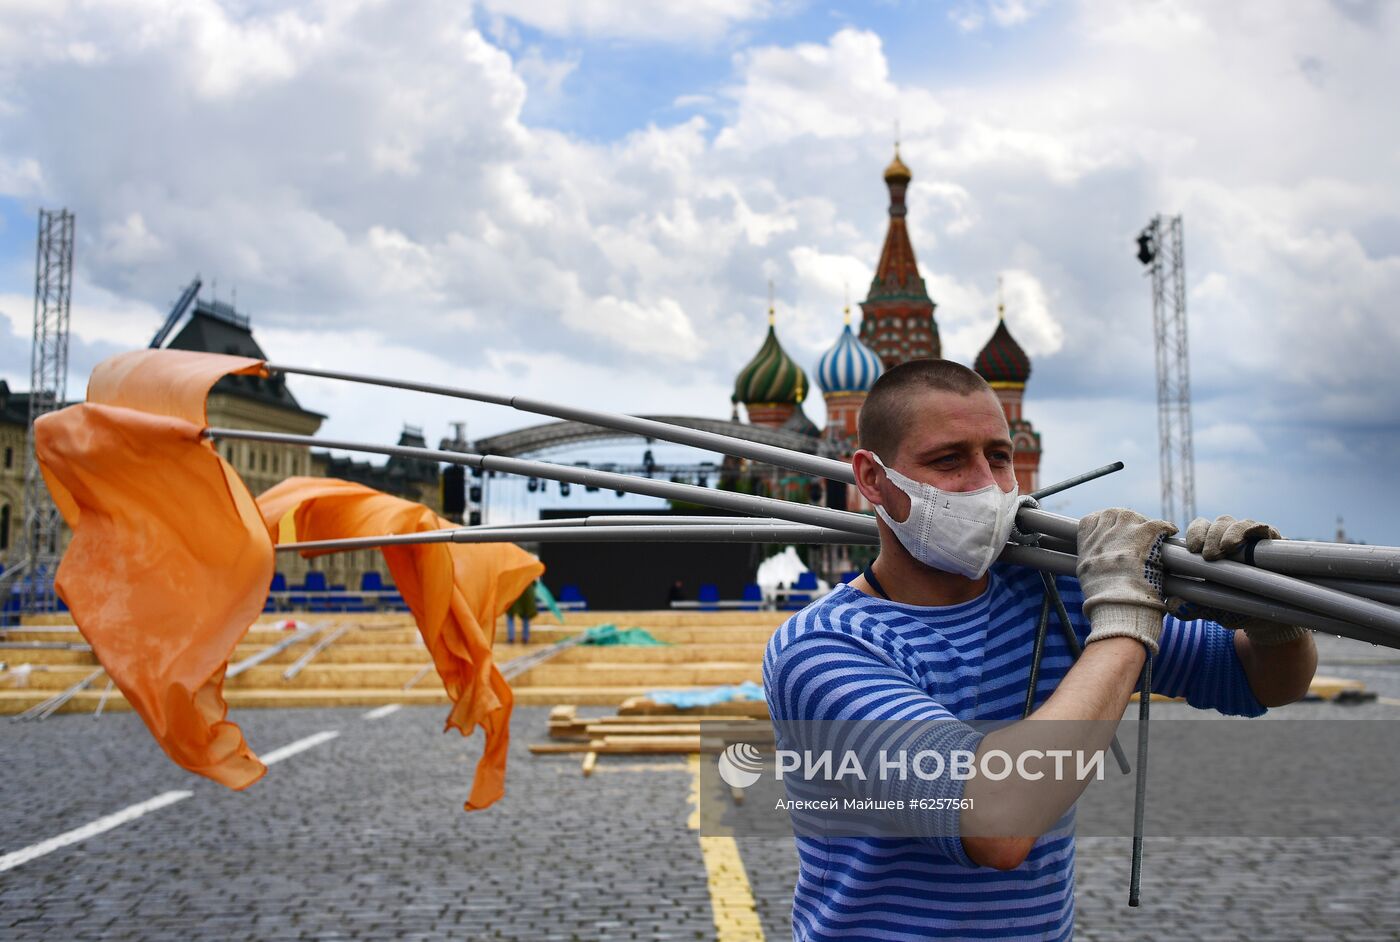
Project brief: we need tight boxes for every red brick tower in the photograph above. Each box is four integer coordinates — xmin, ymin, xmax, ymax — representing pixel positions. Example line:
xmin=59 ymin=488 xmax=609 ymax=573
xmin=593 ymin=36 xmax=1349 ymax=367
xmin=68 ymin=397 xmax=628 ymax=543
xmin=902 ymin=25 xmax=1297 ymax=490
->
xmin=859 ymin=147 xmax=940 ymax=368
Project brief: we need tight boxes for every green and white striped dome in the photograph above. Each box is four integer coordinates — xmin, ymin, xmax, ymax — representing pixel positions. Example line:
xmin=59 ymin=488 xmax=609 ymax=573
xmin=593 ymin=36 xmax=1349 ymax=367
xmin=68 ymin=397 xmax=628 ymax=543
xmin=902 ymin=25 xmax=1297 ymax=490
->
xmin=732 ymin=315 xmax=808 ymax=406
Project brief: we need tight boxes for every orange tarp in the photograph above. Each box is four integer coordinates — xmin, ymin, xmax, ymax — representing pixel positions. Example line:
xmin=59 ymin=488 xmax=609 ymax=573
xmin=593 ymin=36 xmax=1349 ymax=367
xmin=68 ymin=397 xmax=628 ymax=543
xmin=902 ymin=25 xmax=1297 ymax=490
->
xmin=33 ymin=348 xmax=540 ymax=809
xmin=258 ymin=478 xmax=541 ymax=810
xmin=34 ymin=351 xmax=272 ymax=788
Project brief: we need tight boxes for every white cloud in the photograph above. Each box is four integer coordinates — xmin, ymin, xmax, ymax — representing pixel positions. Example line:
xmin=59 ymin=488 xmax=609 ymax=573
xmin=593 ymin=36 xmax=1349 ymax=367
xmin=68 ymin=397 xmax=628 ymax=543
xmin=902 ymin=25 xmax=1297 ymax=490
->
xmin=477 ymin=0 xmax=774 ymax=43
xmin=715 ymin=28 xmax=944 ymax=151
xmin=0 ymin=2 xmax=1398 ymax=541
xmin=951 ymin=0 xmax=1052 ymax=33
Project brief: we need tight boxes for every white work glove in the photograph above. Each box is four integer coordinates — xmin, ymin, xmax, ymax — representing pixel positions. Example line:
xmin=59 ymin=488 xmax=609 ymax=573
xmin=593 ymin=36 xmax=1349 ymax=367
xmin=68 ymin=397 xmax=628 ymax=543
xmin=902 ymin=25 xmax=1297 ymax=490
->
xmin=1076 ymin=508 xmax=1178 ymax=654
xmin=1167 ymin=515 xmax=1310 ymax=647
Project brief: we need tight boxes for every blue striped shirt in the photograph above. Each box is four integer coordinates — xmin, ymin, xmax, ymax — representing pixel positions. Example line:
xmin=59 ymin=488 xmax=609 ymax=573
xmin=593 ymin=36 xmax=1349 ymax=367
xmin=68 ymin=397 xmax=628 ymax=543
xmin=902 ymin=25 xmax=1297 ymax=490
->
xmin=763 ymin=564 xmax=1264 ymax=941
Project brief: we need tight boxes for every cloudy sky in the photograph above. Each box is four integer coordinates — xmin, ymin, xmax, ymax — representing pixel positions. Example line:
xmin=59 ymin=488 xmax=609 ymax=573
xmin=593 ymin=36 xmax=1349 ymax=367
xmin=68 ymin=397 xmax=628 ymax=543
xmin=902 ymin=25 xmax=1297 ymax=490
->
xmin=1 ymin=0 xmax=1397 ymax=541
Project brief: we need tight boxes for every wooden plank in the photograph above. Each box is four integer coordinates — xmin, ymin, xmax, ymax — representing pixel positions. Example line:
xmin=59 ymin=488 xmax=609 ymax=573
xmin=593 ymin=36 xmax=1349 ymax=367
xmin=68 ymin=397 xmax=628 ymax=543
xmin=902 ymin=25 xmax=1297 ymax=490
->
xmin=584 ymin=723 xmax=703 ymax=736
xmin=581 ymin=751 xmax=598 ymax=777
xmin=618 ymin=697 xmax=769 ymax=718
xmin=528 ymin=742 xmax=596 ymax=755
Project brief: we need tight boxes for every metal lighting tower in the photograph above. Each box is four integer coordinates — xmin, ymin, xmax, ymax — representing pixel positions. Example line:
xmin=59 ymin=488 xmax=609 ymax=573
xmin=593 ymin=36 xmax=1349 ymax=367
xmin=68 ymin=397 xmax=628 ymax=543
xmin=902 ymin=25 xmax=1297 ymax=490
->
xmin=21 ymin=209 xmax=75 ymax=613
xmin=1136 ymin=214 xmax=1196 ymax=527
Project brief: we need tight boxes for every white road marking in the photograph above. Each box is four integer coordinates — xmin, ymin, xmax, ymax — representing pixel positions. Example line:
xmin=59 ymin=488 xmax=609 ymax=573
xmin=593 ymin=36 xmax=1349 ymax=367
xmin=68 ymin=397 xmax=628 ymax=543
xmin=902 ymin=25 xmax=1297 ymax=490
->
xmin=261 ymin=730 xmax=339 ymax=766
xmin=362 ymin=704 xmax=402 ymax=720
xmin=1378 ymin=696 xmax=1400 ymax=707
xmin=0 ymin=790 xmax=192 ymax=874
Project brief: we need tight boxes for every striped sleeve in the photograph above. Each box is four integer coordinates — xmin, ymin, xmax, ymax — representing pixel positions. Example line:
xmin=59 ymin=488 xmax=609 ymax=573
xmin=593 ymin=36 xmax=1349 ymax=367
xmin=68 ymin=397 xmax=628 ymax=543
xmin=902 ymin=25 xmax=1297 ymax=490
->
xmin=765 ymin=632 xmax=985 ymax=867
xmin=1049 ymin=576 xmax=1264 ymax=717
xmin=1152 ymin=616 xmax=1266 ymax=717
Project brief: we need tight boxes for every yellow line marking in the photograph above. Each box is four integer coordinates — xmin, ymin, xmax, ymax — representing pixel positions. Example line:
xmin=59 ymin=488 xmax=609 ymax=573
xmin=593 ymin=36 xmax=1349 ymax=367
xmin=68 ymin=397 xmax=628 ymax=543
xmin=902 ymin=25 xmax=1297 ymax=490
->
xmin=687 ymin=754 xmax=702 ymax=830
xmin=690 ymin=754 xmax=765 ymax=941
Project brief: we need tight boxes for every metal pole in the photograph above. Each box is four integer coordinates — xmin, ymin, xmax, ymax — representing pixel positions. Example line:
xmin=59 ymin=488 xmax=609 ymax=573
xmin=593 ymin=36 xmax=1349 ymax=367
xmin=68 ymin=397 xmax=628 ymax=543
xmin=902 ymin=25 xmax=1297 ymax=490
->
xmin=265 ymin=363 xmax=855 ymax=482
xmin=227 ymin=625 xmax=321 ymax=678
xmin=1016 ymin=508 xmax=1400 ymax=635
xmin=1022 ymin=593 xmax=1051 ymax=719
xmin=1005 ymin=543 xmax=1400 ymax=647
xmin=282 ymin=623 xmax=353 ymax=680
xmin=1236 ymin=540 xmax=1400 ymax=583
xmin=1029 ymin=462 xmax=1124 ymax=501
xmin=277 ymin=523 xmax=871 ymax=554
xmin=1128 ymin=653 xmax=1151 ymax=908
xmin=206 ymin=429 xmax=877 ymax=536
xmin=14 ymin=666 xmax=102 ymax=721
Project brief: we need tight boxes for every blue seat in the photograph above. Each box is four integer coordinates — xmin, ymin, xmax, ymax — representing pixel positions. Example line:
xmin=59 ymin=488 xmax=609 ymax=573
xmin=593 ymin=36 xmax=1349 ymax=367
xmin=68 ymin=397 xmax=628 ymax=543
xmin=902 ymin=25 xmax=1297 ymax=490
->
xmin=698 ymin=583 xmax=720 ymax=612
xmin=558 ymin=584 xmax=587 ymax=610
xmin=350 ymin=571 xmax=385 ymax=612
xmin=840 ymin=570 xmax=860 ymax=584
xmin=794 ymin=571 xmax=818 ymax=590
xmin=739 ymin=582 xmax=763 ymax=611
xmin=265 ymin=572 xmax=287 ymax=613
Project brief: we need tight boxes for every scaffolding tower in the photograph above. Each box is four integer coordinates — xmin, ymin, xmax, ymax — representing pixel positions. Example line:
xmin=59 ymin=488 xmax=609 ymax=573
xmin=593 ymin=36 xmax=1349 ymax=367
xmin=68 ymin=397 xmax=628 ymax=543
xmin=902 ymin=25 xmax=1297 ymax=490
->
xmin=1137 ymin=214 xmax=1195 ymax=527
xmin=20 ymin=208 xmax=75 ymax=613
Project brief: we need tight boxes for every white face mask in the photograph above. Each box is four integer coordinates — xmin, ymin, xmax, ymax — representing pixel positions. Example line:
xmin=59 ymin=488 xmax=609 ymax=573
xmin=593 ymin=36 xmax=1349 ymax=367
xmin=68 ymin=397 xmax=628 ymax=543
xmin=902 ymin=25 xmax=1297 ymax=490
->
xmin=870 ymin=453 xmax=1020 ymax=580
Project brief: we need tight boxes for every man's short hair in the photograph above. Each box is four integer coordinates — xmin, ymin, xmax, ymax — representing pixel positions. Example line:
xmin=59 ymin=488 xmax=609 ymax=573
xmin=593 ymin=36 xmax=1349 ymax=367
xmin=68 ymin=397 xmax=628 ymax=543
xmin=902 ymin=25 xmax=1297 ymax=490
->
xmin=858 ymin=358 xmax=995 ymax=460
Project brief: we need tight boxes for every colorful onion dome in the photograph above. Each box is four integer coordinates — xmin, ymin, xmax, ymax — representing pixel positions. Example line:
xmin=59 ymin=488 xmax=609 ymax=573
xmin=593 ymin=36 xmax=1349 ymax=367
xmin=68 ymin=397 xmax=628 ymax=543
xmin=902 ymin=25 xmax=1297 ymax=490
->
xmin=883 ymin=146 xmax=912 ymax=184
xmin=817 ymin=310 xmax=884 ymax=394
xmin=733 ymin=310 xmax=809 ymax=405
xmin=974 ymin=309 xmax=1031 ymax=386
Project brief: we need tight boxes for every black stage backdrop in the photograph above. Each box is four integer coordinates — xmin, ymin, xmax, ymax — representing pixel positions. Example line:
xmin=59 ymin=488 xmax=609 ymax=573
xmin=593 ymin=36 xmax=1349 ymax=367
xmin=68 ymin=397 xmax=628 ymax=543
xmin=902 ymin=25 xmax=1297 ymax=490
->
xmin=536 ymin=508 xmax=773 ymax=610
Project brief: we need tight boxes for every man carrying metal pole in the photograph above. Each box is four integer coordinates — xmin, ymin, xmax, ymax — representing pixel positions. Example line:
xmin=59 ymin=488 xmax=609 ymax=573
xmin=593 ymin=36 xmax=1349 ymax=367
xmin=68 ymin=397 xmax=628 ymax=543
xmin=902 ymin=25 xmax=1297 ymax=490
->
xmin=763 ymin=359 xmax=1317 ymax=939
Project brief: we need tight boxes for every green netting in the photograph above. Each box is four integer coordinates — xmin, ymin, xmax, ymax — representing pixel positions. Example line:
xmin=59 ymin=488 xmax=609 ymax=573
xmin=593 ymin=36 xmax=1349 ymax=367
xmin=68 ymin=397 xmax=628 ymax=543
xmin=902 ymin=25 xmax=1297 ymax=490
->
xmin=580 ymin=624 xmax=670 ymax=646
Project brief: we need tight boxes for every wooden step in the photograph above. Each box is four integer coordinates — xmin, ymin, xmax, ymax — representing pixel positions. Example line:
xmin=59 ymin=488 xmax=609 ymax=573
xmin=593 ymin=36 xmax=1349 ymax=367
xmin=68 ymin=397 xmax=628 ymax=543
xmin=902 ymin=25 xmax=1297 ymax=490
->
xmin=512 ymin=662 xmax=762 ymax=688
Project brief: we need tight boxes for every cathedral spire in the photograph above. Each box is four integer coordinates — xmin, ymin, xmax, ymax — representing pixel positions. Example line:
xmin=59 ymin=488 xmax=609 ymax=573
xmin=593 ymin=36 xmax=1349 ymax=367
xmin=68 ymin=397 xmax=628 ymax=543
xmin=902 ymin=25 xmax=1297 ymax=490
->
xmin=860 ymin=146 xmax=940 ymax=366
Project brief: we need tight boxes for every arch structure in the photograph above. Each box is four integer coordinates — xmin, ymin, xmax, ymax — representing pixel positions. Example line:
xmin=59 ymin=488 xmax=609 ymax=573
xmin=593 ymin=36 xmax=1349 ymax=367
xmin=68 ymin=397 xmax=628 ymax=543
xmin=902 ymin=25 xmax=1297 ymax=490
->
xmin=473 ymin=416 xmax=823 ymax=460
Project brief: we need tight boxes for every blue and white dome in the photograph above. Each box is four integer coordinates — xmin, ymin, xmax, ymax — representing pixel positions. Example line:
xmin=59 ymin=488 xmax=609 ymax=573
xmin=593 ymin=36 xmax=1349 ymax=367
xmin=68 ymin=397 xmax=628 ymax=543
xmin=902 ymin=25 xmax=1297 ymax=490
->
xmin=817 ymin=318 xmax=884 ymax=394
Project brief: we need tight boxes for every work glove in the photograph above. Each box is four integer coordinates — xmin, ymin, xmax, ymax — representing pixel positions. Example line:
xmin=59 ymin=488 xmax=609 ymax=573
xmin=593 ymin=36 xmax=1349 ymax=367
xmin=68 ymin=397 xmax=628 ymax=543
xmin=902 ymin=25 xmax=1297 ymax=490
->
xmin=1076 ymin=508 xmax=1178 ymax=654
xmin=1167 ymin=515 xmax=1310 ymax=647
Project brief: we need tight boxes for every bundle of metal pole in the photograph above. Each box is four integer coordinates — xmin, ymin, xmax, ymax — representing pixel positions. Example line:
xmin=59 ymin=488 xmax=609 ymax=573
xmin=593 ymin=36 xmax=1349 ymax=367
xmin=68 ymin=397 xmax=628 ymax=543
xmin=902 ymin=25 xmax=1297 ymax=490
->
xmin=1016 ymin=507 xmax=1400 ymax=635
xmin=13 ymin=666 xmax=104 ymax=721
xmin=265 ymin=364 xmax=1126 ymax=503
xmin=263 ymin=365 xmax=1400 ymax=595
xmin=209 ymin=428 xmax=877 ymax=536
xmin=211 ymin=428 xmax=1400 ymax=649
xmin=1003 ymin=543 xmax=1400 ymax=648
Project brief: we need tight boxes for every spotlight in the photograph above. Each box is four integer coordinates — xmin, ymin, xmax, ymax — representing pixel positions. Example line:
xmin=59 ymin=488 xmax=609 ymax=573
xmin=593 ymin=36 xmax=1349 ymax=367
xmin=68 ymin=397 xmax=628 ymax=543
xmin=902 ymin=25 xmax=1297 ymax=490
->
xmin=1136 ymin=229 xmax=1156 ymax=266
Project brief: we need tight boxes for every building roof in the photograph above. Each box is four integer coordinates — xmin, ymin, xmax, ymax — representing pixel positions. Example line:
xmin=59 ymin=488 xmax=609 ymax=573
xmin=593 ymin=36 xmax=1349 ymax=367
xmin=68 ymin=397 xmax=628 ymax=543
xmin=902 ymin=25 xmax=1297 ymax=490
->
xmin=974 ymin=316 xmax=1032 ymax=386
xmin=884 ymin=148 xmax=912 ymax=183
xmin=0 ymin=381 xmax=28 ymax=427
xmin=165 ymin=301 xmax=324 ymax=418
xmin=0 ymin=381 xmax=79 ymax=429
xmin=817 ymin=318 xmax=884 ymax=394
xmin=732 ymin=316 xmax=809 ymax=406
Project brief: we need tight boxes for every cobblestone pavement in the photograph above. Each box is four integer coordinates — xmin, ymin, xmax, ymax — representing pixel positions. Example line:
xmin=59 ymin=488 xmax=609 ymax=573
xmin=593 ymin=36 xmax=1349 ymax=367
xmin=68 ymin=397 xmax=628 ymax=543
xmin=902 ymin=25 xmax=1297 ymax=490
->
xmin=3 ymin=660 xmax=1399 ymax=941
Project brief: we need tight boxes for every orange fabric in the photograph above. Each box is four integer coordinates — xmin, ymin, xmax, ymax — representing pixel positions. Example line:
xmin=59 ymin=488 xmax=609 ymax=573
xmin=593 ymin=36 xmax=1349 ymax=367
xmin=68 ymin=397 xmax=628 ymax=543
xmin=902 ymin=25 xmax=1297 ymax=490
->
xmin=86 ymin=348 xmax=266 ymax=428
xmin=257 ymin=477 xmax=542 ymax=810
xmin=35 ymin=402 xmax=272 ymax=789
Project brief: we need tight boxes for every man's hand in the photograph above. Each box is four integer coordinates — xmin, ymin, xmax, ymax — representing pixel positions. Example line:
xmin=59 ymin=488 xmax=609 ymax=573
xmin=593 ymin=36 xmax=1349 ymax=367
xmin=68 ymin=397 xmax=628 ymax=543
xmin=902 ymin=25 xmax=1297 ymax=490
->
xmin=1171 ymin=515 xmax=1309 ymax=647
xmin=1075 ymin=508 xmax=1178 ymax=654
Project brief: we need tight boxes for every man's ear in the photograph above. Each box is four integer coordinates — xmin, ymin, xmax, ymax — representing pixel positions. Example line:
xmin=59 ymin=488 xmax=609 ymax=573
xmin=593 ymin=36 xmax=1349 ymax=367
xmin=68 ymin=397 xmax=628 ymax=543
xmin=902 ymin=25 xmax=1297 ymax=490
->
xmin=851 ymin=450 xmax=885 ymax=508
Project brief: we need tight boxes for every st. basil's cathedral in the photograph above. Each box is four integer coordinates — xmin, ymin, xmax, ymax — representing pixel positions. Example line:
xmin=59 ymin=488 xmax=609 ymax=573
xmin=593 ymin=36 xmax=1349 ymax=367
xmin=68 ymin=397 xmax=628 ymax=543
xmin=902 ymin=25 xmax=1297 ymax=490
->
xmin=730 ymin=148 xmax=1043 ymax=494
